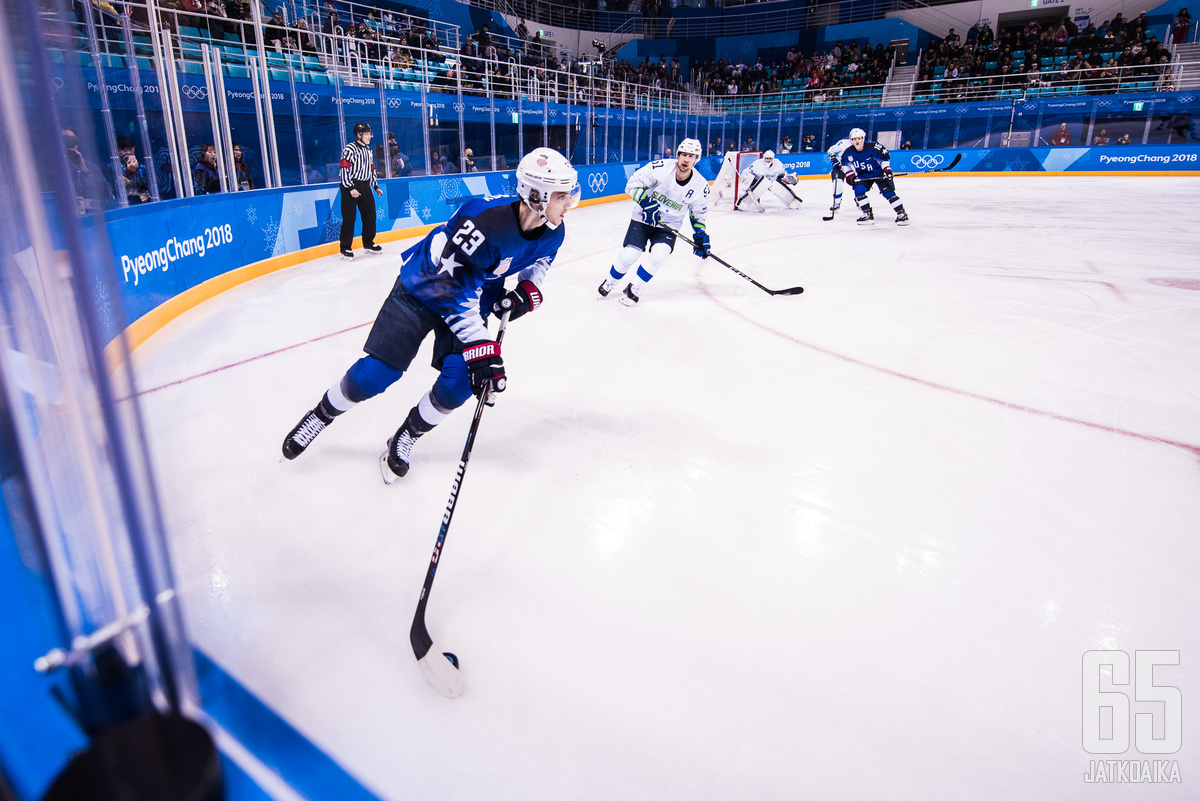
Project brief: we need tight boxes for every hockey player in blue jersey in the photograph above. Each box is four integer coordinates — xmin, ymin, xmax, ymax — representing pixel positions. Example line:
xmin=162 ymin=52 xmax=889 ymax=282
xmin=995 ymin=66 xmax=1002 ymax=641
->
xmin=837 ymin=128 xmax=910 ymax=226
xmin=281 ymin=147 xmax=580 ymax=481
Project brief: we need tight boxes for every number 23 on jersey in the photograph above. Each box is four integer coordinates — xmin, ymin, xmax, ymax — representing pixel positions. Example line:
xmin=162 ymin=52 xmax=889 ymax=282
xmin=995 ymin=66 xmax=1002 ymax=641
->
xmin=452 ymin=220 xmax=486 ymax=256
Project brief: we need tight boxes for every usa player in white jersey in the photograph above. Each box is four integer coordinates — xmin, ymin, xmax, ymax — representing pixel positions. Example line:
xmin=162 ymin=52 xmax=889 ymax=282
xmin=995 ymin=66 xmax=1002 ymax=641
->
xmin=826 ymin=135 xmax=855 ymax=214
xmin=597 ymin=138 xmax=711 ymax=306
xmin=736 ymin=150 xmax=803 ymax=212
xmin=281 ymin=148 xmax=580 ymax=481
xmin=837 ymin=127 xmax=909 ymax=226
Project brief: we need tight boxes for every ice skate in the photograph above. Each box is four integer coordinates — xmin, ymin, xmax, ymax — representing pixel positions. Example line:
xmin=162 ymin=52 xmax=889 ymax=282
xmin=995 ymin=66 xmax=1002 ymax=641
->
xmin=856 ymin=208 xmax=875 ymax=226
xmin=340 ymin=248 xmax=355 ymax=259
xmin=597 ymin=277 xmax=616 ymax=299
xmin=380 ymin=420 xmax=421 ymax=484
xmin=619 ymin=283 xmax=640 ymax=306
xmin=282 ymin=405 xmax=334 ymax=460
xmin=895 ymin=210 xmax=910 ymax=227
xmin=364 ymin=243 xmax=382 ymax=254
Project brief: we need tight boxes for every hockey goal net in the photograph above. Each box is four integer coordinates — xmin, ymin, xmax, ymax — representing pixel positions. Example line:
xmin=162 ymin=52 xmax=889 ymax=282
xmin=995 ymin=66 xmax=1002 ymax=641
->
xmin=712 ymin=150 xmax=760 ymax=209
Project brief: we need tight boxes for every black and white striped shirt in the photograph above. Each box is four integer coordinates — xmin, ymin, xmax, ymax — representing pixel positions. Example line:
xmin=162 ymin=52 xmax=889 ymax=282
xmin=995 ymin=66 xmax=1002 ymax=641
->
xmin=339 ymin=141 xmax=379 ymax=191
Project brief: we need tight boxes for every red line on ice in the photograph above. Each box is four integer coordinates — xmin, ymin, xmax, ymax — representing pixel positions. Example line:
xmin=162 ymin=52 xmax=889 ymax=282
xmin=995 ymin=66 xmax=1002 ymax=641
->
xmin=696 ymin=274 xmax=1200 ymax=459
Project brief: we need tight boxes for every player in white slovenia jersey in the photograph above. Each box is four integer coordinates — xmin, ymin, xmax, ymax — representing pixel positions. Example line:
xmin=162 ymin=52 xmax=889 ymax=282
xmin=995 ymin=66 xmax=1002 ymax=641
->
xmin=826 ymin=135 xmax=855 ymax=212
xmin=737 ymin=150 xmax=803 ymax=212
xmin=597 ymin=138 xmax=711 ymax=306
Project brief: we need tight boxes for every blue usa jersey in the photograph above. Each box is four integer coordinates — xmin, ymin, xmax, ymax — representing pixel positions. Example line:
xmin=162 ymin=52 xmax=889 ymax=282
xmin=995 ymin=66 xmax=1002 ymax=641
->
xmin=399 ymin=196 xmax=565 ymax=343
xmin=837 ymin=142 xmax=892 ymax=181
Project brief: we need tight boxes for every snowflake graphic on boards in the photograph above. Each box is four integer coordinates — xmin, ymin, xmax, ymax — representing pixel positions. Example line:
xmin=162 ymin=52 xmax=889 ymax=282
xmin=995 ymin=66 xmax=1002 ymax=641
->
xmin=422 ymin=206 xmax=432 ymax=219
xmin=262 ymin=216 xmax=280 ymax=246
xmin=436 ymin=179 xmax=465 ymax=205
xmin=404 ymin=198 xmax=419 ymax=217
xmin=322 ymin=213 xmax=341 ymax=241
xmin=245 ymin=205 xmax=258 ymax=224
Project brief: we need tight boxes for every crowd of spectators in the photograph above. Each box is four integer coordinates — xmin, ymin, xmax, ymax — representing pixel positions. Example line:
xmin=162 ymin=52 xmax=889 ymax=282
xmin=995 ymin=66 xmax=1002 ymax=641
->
xmin=693 ymin=40 xmax=892 ymax=98
xmin=917 ymin=14 xmax=1176 ymax=101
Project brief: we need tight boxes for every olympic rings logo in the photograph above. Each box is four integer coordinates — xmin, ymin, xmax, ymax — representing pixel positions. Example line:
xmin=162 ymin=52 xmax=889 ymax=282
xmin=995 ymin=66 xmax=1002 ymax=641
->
xmin=387 ymin=97 xmax=403 ymax=108
xmin=587 ymin=173 xmax=608 ymax=192
xmin=181 ymin=85 xmax=208 ymax=100
xmin=453 ymin=102 xmax=465 ymax=112
xmin=910 ymin=154 xmax=944 ymax=169
xmin=299 ymin=93 xmax=318 ymax=105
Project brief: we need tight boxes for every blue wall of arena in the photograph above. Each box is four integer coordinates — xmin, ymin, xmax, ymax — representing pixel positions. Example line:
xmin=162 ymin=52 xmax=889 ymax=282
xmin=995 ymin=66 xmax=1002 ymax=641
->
xmin=67 ymin=60 xmax=1200 ymax=194
xmin=103 ymin=143 xmax=1200 ymax=362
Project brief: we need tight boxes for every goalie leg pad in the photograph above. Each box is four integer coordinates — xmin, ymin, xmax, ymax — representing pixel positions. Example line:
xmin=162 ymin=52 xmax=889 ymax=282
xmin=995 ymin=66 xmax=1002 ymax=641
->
xmin=768 ymin=181 xmax=802 ymax=209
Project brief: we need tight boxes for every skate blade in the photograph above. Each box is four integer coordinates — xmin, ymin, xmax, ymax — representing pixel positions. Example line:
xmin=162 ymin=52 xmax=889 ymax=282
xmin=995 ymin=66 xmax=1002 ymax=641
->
xmin=380 ymin=450 xmax=399 ymax=485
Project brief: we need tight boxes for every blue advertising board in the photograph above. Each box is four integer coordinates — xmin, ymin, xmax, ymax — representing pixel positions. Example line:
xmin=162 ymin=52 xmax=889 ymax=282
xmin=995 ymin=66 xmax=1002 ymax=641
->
xmin=103 ymin=147 xmax=1199 ymax=349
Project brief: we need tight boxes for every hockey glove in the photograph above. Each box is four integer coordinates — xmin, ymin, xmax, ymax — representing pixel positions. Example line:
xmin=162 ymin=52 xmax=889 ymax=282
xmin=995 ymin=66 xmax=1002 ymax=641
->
xmin=780 ymin=173 xmax=799 ymax=186
xmin=634 ymin=189 xmax=663 ymax=227
xmin=491 ymin=279 xmax=543 ymax=322
xmin=463 ymin=339 xmax=506 ymax=397
xmin=843 ymin=170 xmax=857 ymax=186
xmin=881 ymin=166 xmax=893 ymax=178
xmin=692 ymin=229 xmax=710 ymax=259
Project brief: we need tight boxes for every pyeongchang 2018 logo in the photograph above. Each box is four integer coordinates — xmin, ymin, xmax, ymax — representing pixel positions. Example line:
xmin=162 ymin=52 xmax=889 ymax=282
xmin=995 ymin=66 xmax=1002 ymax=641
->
xmin=587 ymin=173 xmax=609 ymax=192
xmin=910 ymin=154 xmax=945 ymax=170
xmin=1082 ymin=651 xmax=1183 ymax=784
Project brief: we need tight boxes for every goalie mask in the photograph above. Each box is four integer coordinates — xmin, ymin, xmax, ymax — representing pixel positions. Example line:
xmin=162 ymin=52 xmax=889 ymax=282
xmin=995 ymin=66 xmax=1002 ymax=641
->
xmin=516 ymin=147 xmax=581 ymax=230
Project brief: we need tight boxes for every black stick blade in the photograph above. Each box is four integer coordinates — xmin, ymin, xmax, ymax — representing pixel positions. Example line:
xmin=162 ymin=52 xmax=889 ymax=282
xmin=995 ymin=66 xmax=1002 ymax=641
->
xmin=773 ymin=286 xmax=805 ymax=296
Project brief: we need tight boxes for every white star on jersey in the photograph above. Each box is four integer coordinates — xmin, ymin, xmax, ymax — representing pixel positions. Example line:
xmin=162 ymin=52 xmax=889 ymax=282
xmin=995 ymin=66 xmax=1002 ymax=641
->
xmin=437 ymin=251 xmax=462 ymax=277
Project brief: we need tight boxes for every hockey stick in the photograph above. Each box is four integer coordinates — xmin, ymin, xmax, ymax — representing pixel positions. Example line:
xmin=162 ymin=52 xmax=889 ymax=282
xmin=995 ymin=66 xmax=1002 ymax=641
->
xmin=411 ymin=310 xmax=511 ymax=698
xmin=891 ymin=152 xmax=962 ymax=177
xmin=663 ymin=224 xmax=804 ymax=296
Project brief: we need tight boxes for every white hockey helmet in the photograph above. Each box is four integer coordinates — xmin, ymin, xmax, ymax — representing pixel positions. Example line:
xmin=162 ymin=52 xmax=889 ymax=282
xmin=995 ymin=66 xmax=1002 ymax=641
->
xmin=849 ymin=127 xmax=867 ymax=140
xmin=516 ymin=147 xmax=581 ymax=229
xmin=677 ymin=138 xmax=702 ymax=158
xmin=763 ymin=150 xmax=775 ymax=160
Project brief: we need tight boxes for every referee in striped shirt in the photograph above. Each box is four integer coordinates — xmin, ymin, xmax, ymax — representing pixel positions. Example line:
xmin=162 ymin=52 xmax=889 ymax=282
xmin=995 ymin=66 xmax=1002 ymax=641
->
xmin=339 ymin=122 xmax=384 ymax=258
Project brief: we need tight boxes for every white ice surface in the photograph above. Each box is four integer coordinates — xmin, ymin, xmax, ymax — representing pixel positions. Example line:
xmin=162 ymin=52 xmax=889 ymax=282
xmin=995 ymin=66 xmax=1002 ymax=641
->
xmin=131 ymin=176 xmax=1200 ymax=800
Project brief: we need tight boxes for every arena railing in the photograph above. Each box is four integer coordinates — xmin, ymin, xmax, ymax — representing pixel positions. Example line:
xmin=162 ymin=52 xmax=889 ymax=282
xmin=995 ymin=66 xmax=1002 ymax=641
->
xmin=57 ymin=0 xmax=1198 ymax=208
xmin=467 ymin=0 xmax=896 ymax=37
xmin=908 ymin=61 xmax=1187 ymax=107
